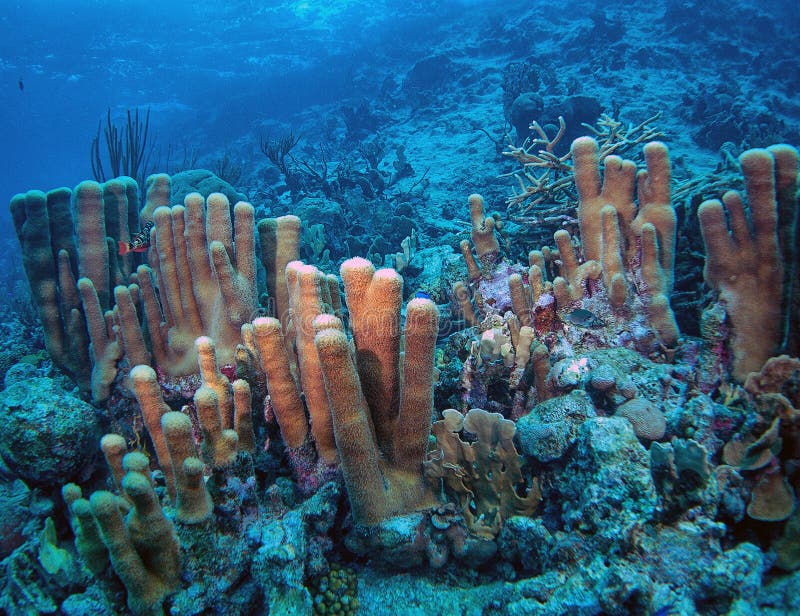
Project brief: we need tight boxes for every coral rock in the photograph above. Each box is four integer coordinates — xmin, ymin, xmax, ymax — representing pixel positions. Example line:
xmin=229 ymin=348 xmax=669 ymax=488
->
xmin=615 ymin=397 xmax=667 ymax=441
xmin=0 ymin=378 xmax=100 ymax=488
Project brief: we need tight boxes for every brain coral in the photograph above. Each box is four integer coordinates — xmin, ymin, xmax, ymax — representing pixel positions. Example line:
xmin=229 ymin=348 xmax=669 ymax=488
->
xmin=615 ymin=397 xmax=667 ymax=441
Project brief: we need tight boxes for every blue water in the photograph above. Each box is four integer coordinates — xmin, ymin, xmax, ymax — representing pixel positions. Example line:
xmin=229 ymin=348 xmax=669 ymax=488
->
xmin=0 ymin=0 xmax=504 ymax=216
xmin=4 ymin=0 xmax=796 ymax=219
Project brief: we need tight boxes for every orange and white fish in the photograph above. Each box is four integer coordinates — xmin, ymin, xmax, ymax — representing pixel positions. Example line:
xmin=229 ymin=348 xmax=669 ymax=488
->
xmin=118 ymin=221 xmax=153 ymax=255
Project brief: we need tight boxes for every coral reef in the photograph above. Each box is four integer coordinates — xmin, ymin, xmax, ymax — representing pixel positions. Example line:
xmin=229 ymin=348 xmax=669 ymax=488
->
xmin=2 ymin=135 xmax=800 ymax=615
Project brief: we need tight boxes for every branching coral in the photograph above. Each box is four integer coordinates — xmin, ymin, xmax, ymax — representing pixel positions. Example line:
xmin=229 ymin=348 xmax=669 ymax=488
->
xmin=502 ymin=112 xmax=664 ymax=215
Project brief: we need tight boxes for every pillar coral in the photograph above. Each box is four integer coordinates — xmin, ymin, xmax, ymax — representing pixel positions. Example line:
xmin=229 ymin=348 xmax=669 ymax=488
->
xmin=315 ymin=260 xmax=440 ymax=525
xmin=457 ymin=138 xmax=679 ymax=349
xmin=698 ymin=145 xmax=799 ymax=381
xmin=286 ymin=261 xmax=338 ymax=462
xmin=571 ymin=137 xmax=679 ymax=346
xmin=460 ymin=193 xmax=500 ymax=279
xmin=252 ymin=217 xmax=343 ymax=370
xmin=248 ymin=317 xmax=309 ymax=449
xmin=64 ymin=475 xmax=181 ymax=616
xmin=130 ymin=339 xmax=253 ymax=486
xmin=138 ymin=173 xmax=171 ymax=222
xmin=257 ymin=215 xmax=301 ymax=331
xmin=10 ymin=185 xmax=91 ymax=392
xmin=454 ymin=140 xmax=684 ymax=419
xmin=10 ymin=175 xmax=156 ymax=399
xmin=161 ymin=411 xmax=215 ymax=524
xmin=11 ymin=171 xmax=259 ymax=398
xmin=61 ymin=340 xmax=250 ymax=613
xmin=246 ymin=257 xmax=439 ymax=525
xmin=125 ymin=190 xmax=257 ymax=377
xmin=245 ymin=261 xmax=340 ymax=469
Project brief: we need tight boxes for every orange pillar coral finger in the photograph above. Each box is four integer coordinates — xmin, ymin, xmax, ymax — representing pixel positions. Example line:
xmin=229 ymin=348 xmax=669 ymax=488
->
xmin=232 ymin=379 xmax=255 ymax=453
xmin=74 ymin=181 xmax=112 ymax=309
xmin=89 ymin=472 xmax=181 ymax=616
xmin=314 ymin=272 xmax=440 ymax=526
xmin=572 ymin=137 xmax=679 ymax=346
xmin=102 ymin=176 xmax=140 ymax=280
xmin=77 ymin=278 xmax=121 ymax=402
xmin=250 ymin=317 xmax=309 ymax=449
xmin=113 ymin=283 xmax=150 ymax=367
xmin=161 ymin=411 xmax=214 ymax=523
xmin=139 ymin=173 xmax=171 ymax=222
xmin=699 ymin=145 xmax=798 ymax=380
xmin=771 ymin=147 xmax=800 ymax=357
xmin=257 ymin=215 xmax=301 ymax=331
xmin=315 ymin=326 xmax=387 ymax=524
xmin=551 ymin=229 xmax=601 ymax=308
xmin=468 ymin=194 xmax=500 ymax=261
xmin=62 ymin=484 xmax=109 ymax=575
xmin=286 ymin=261 xmax=338 ymax=463
xmin=392 ymin=298 xmax=440 ymax=475
xmin=130 ymin=365 xmax=176 ymax=500
xmin=99 ymin=434 xmax=128 ymax=492
xmin=131 ymin=192 xmax=258 ymax=377
xmin=340 ymin=258 xmax=403 ymax=456
xmin=632 ymin=142 xmax=676 ymax=289
xmin=10 ymin=188 xmax=90 ymax=391
xmin=457 ymin=194 xmax=500 ymax=283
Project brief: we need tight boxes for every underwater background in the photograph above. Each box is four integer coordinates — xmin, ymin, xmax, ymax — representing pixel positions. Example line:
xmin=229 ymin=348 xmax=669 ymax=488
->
xmin=0 ymin=0 xmax=799 ymax=614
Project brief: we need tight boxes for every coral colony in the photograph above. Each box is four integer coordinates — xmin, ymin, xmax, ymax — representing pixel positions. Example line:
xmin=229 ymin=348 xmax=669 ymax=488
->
xmin=2 ymin=134 xmax=799 ymax=615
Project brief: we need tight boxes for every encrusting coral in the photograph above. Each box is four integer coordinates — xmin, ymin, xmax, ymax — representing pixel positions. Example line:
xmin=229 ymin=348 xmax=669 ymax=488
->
xmin=720 ymin=355 xmax=800 ymax=522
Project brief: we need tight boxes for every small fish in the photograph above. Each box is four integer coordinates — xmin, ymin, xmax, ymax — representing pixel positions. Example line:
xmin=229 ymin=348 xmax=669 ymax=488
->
xmin=565 ymin=308 xmax=605 ymax=328
xmin=18 ymin=78 xmax=23 ymax=92
xmin=118 ymin=221 xmax=154 ymax=255
xmin=415 ymin=291 xmax=431 ymax=300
